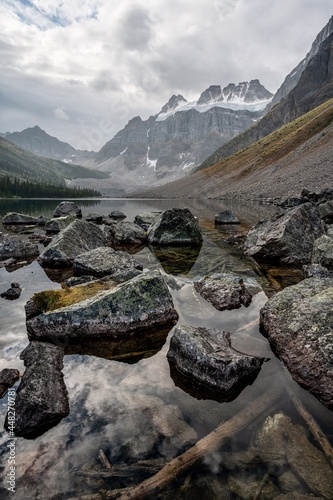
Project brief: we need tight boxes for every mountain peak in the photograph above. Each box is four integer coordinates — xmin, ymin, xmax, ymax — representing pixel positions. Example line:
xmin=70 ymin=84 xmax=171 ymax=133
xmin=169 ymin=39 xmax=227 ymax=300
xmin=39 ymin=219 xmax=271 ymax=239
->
xmin=159 ymin=94 xmax=188 ymax=116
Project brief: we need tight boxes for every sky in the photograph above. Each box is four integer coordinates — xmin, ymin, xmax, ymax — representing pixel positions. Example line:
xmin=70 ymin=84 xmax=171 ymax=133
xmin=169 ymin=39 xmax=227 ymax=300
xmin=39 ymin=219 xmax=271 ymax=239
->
xmin=0 ymin=0 xmax=332 ymax=151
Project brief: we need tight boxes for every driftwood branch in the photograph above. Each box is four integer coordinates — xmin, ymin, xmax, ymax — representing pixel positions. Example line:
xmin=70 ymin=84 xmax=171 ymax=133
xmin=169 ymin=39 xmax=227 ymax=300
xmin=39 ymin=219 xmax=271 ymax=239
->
xmin=99 ymin=449 xmax=112 ymax=469
xmin=76 ymin=459 xmax=166 ymax=479
xmin=285 ymin=378 xmax=333 ymax=469
xmin=116 ymin=386 xmax=281 ymax=500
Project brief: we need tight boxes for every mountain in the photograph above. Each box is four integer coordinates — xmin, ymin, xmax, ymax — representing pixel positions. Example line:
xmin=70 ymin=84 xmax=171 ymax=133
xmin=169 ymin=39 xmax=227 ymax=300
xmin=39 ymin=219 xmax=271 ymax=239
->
xmin=5 ymin=126 xmax=94 ymax=164
xmin=268 ymin=15 xmax=333 ymax=109
xmin=0 ymin=137 xmax=108 ymax=186
xmin=85 ymin=79 xmax=272 ymax=194
xmin=132 ymin=97 xmax=333 ymax=201
xmin=197 ymin=26 xmax=333 ymax=172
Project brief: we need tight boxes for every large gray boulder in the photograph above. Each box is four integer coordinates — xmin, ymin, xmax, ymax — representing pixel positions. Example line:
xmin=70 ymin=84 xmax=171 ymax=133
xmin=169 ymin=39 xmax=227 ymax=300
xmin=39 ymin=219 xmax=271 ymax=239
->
xmin=45 ymin=215 xmax=76 ymax=235
xmin=317 ymin=200 xmax=333 ymax=223
xmin=105 ymin=221 xmax=147 ymax=247
xmin=0 ymin=238 xmax=39 ymax=260
xmin=260 ymin=278 xmax=333 ymax=410
xmin=73 ymin=247 xmax=142 ymax=282
xmin=2 ymin=212 xmax=45 ymax=225
xmin=53 ymin=201 xmax=82 ymax=218
xmin=38 ymin=219 xmax=105 ymax=267
xmin=26 ymin=271 xmax=178 ymax=340
xmin=311 ymin=234 xmax=333 ymax=270
xmin=148 ymin=208 xmax=203 ymax=246
xmin=194 ymin=273 xmax=254 ymax=311
xmin=5 ymin=342 xmax=69 ymax=438
xmin=244 ymin=204 xmax=324 ymax=266
xmin=167 ymin=325 xmax=265 ymax=402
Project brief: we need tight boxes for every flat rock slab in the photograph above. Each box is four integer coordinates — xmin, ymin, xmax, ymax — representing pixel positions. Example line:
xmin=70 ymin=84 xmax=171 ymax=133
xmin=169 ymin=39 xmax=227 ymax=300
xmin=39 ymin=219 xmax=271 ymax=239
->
xmin=148 ymin=208 xmax=203 ymax=246
xmin=260 ymin=278 xmax=333 ymax=410
xmin=5 ymin=342 xmax=69 ymax=438
xmin=0 ymin=368 xmax=20 ymax=398
xmin=53 ymin=201 xmax=82 ymax=218
xmin=215 ymin=210 xmax=240 ymax=224
xmin=27 ymin=271 xmax=178 ymax=340
xmin=38 ymin=219 xmax=106 ymax=267
xmin=105 ymin=221 xmax=147 ymax=246
xmin=73 ymin=247 xmax=143 ymax=281
xmin=0 ymin=238 xmax=39 ymax=260
xmin=244 ymin=203 xmax=324 ymax=266
xmin=312 ymin=235 xmax=333 ymax=270
xmin=194 ymin=272 xmax=254 ymax=311
xmin=167 ymin=325 xmax=265 ymax=401
xmin=2 ymin=212 xmax=45 ymax=225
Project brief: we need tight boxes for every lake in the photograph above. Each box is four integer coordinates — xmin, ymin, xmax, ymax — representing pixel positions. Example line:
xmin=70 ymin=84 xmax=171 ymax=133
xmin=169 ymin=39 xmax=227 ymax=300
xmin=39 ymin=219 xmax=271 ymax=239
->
xmin=0 ymin=198 xmax=332 ymax=499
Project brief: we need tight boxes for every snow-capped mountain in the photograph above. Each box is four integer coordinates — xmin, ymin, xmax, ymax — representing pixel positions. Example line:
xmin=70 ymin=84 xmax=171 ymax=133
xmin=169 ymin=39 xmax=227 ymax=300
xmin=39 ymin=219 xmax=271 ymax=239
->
xmin=157 ymin=80 xmax=273 ymax=120
xmin=84 ymin=80 xmax=272 ymax=194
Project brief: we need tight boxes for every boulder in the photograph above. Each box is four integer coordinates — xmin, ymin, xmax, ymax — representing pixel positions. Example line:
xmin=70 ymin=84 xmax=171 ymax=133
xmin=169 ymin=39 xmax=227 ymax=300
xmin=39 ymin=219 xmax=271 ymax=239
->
xmin=194 ymin=273 xmax=254 ymax=311
xmin=105 ymin=221 xmax=147 ymax=247
xmin=53 ymin=201 xmax=82 ymax=218
xmin=148 ymin=208 xmax=203 ymax=246
xmin=38 ymin=219 xmax=106 ymax=267
xmin=45 ymin=215 xmax=76 ymax=235
xmin=0 ymin=238 xmax=39 ymax=260
xmin=73 ymin=247 xmax=143 ymax=282
xmin=1 ymin=282 xmax=22 ymax=300
xmin=85 ymin=213 xmax=104 ymax=224
xmin=108 ymin=210 xmax=126 ymax=220
xmin=317 ymin=200 xmax=333 ymax=223
xmin=2 ymin=212 xmax=46 ymax=225
xmin=244 ymin=203 xmax=324 ymax=266
xmin=327 ymin=225 xmax=333 ymax=238
xmin=26 ymin=271 xmax=178 ymax=340
xmin=260 ymin=278 xmax=333 ymax=409
xmin=312 ymin=235 xmax=333 ymax=270
xmin=215 ymin=210 xmax=240 ymax=225
xmin=287 ymin=424 xmax=333 ymax=499
xmin=167 ymin=325 xmax=265 ymax=401
xmin=303 ymin=263 xmax=332 ymax=279
xmin=5 ymin=342 xmax=69 ymax=438
xmin=134 ymin=211 xmax=162 ymax=230
xmin=0 ymin=368 xmax=20 ymax=398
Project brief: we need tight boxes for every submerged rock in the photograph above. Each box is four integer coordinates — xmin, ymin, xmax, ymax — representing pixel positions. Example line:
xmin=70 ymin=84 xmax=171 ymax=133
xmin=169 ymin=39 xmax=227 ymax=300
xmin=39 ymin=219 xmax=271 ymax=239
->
xmin=134 ymin=211 xmax=162 ymax=230
xmin=5 ymin=342 xmax=69 ymax=438
xmin=148 ymin=208 xmax=203 ymax=246
xmin=45 ymin=215 xmax=76 ymax=235
xmin=312 ymin=234 xmax=333 ymax=270
xmin=105 ymin=221 xmax=147 ymax=247
xmin=0 ymin=238 xmax=39 ymax=260
xmin=26 ymin=271 xmax=178 ymax=340
xmin=53 ymin=201 xmax=82 ymax=218
xmin=0 ymin=368 xmax=20 ymax=398
xmin=38 ymin=219 xmax=106 ymax=267
xmin=167 ymin=325 xmax=265 ymax=401
xmin=244 ymin=204 xmax=324 ymax=266
xmin=73 ymin=247 xmax=143 ymax=282
xmin=2 ymin=212 xmax=46 ymax=225
xmin=1 ymin=282 xmax=22 ymax=300
xmin=260 ymin=278 xmax=333 ymax=409
xmin=215 ymin=210 xmax=240 ymax=225
xmin=194 ymin=273 xmax=253 ymax=311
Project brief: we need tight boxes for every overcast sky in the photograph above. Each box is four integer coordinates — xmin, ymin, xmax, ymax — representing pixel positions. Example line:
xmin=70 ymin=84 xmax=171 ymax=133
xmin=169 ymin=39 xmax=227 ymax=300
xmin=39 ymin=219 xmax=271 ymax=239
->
xmin=0 ymin=0 xmax=332 ymax=151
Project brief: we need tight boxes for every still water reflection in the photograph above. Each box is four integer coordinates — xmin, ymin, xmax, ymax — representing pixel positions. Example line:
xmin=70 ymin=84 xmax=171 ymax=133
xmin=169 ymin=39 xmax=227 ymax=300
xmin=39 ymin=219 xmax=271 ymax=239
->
xmin=0 ymin=199 xmax=332 ymax=499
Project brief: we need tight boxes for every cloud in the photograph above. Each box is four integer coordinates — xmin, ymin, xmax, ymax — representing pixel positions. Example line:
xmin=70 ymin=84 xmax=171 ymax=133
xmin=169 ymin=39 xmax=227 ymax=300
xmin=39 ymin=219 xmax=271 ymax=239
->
xmin=0 ymin=0 xmax=332 ymax=149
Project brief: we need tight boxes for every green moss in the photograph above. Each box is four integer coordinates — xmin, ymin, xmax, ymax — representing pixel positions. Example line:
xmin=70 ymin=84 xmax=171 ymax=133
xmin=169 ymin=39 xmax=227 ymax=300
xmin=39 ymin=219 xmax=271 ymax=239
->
xmin=32 ymin=282 xmax=113 ymax=312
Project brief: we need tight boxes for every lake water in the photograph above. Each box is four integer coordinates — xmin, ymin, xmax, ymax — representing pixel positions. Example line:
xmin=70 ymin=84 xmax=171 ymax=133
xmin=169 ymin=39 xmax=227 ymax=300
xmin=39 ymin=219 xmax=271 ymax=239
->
xmin=0 ymin=198 xmax=332 ymax=499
